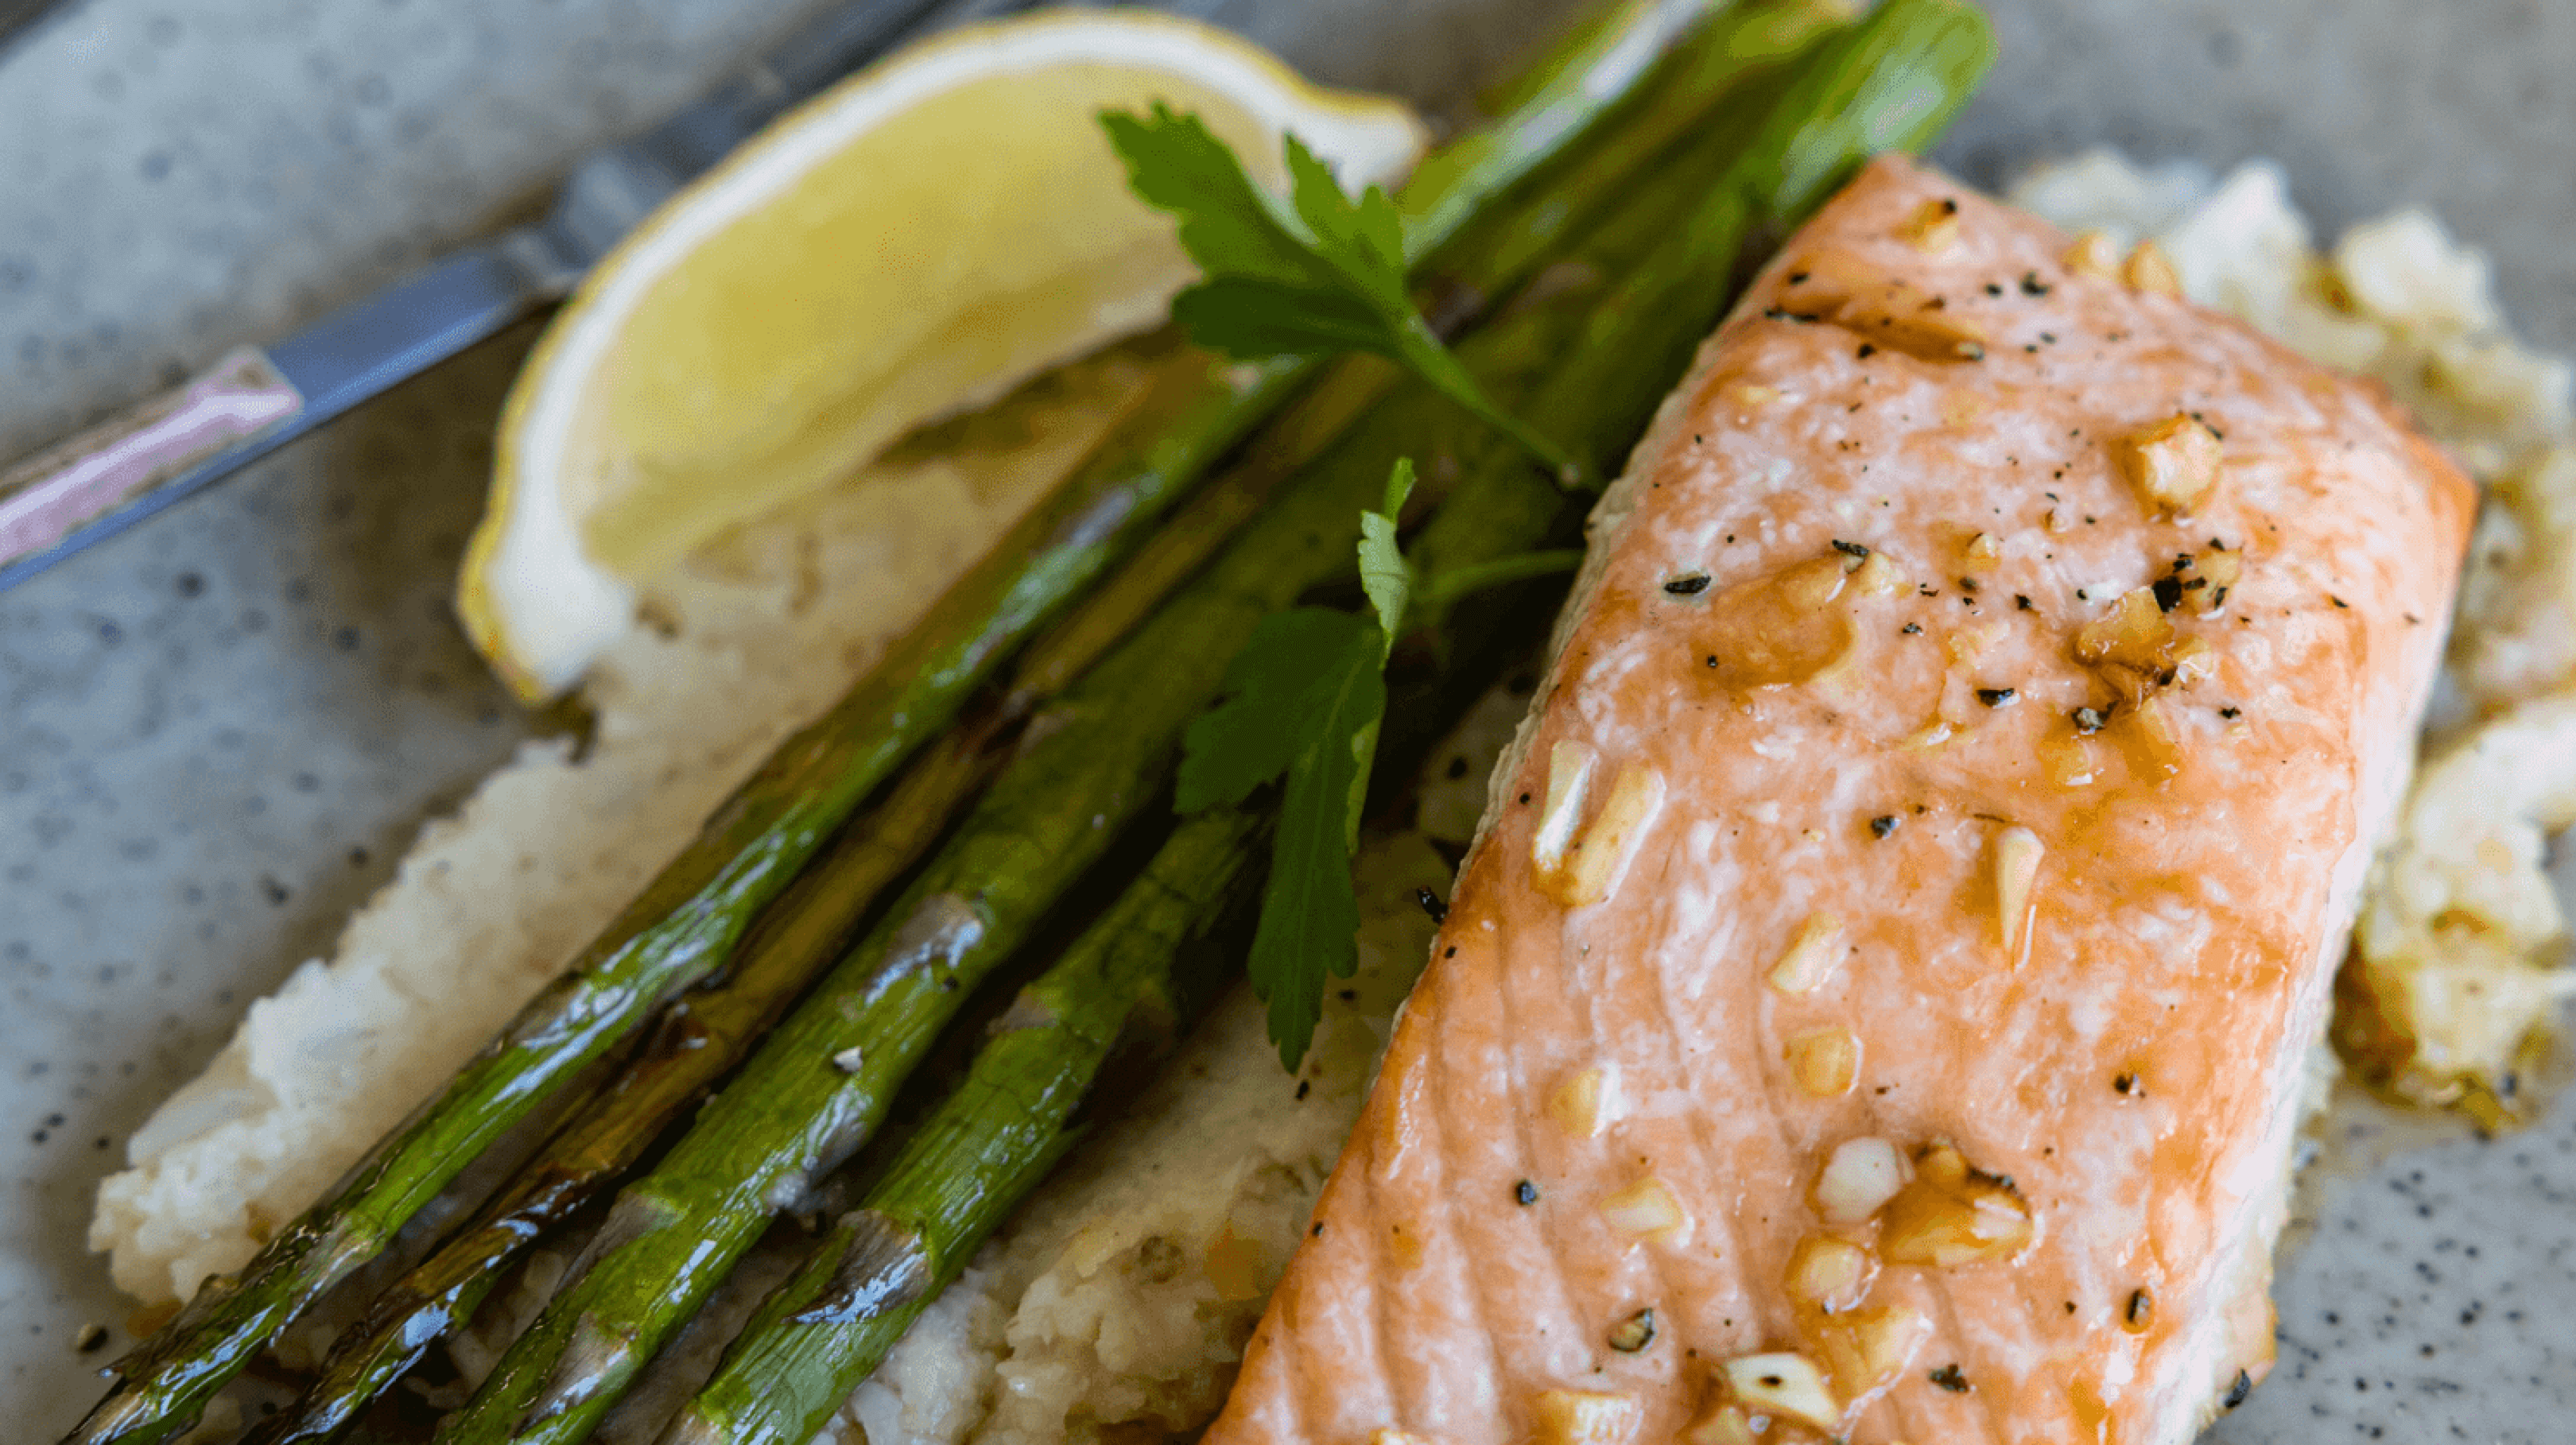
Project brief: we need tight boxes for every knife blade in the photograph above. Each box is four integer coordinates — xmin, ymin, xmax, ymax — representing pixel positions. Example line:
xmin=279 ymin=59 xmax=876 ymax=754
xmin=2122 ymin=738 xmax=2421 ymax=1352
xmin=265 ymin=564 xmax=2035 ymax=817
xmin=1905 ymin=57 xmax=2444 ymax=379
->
xmin=0 ymin=0 xmax=1043 ymax=591
xmin=0 ymin=0 xmax=68 ymax=57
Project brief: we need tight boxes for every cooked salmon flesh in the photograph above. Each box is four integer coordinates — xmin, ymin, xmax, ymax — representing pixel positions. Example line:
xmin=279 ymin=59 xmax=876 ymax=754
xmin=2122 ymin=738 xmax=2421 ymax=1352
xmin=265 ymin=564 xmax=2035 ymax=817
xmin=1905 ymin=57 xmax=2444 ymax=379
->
xmin=1205 ymin=155 xmax=2473 ymax=1445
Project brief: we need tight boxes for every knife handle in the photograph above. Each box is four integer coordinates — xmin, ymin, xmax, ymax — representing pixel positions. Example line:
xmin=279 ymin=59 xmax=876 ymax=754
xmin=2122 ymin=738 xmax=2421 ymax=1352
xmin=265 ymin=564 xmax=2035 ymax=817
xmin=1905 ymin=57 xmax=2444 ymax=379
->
xmin=0 ymin=239 xmax=562 ymax=591
xmin=0 ymin=347 xmax=305 ymax=585
xmin=0 ymin=0 xmax=1003 ymax=593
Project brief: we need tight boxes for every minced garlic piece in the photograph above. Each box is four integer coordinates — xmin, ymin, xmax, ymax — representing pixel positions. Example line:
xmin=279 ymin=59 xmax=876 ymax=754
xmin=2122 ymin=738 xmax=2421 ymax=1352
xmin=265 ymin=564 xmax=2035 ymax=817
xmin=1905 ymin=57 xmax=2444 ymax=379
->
xmin=1849 ymin=292 xmax=1989 ymax=362
xmin=1533 ymin=740 xmax=1598 ymax=877
xmin=2074 ymin=586 xmax=2176 ymax=672
xmin=1606 ymin=1307 xmax=1657 ymax=1353
xmin=1681 ymin=1406 xmax=1760 ymax=1445
xmin=2190 ymin=547 xmax=2242 ymax=614
xmin=1812 ymin=1136 xmax=1908 ymax=1225
xmin=1768 ymin=913 xmax=1847 ymax=994
xmin=1900 ymin=197 xmax=1961 ymax=253
xmin=1785 ymin=1026 xmax=1860 ymax=1096
xmin=1877 ymin=1141 xmax=2036 ymax=1267
xmin=2123 ymin=238 xmax=2183 ymax=295
xmin=1847 ymin=551 xmax=1905 ymax=597
xmin=2170 ymin=637 xmax=2218 ymax=686
xmin=2063 ymin=230 xmax=2120 ymax=278
xmin=1550 ymin=762 xmax=1666 ymax=907
xmin=1964 ymin=530 xmax=2001 ymax=563
xmin=1782 ymin=250 xmax=1989 ymax=361
xmin=1531 ymin=1390 xmax=1644 ymax=1445
xmin=2116 ymin=413 xmax=2225 ymax=513
xmin=2127 ymin=692 xmax=2186 ymax=777
xmin=1600 ymin=1176 xmax=1691 ymax=1244
xmin=1550 ymin=1066 xmax=1620 ymax=1139
xmin=1816 ymin=1304 xmax=1934 ymax=1396
xmin=1993 ymin=826 xmax=2044 ymax=961
xmin=1784 ymin=1234 xmax=1875 ymax=1311
xmin=1721 ymin=1353 xmax=1841 ymax=1431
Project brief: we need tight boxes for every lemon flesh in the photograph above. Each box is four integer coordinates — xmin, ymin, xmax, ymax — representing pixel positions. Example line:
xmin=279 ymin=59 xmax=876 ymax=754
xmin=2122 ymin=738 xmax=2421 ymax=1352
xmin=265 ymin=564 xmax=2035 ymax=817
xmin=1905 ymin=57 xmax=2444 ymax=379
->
xmin=465 ymin=11 xmax=1425 ymax=702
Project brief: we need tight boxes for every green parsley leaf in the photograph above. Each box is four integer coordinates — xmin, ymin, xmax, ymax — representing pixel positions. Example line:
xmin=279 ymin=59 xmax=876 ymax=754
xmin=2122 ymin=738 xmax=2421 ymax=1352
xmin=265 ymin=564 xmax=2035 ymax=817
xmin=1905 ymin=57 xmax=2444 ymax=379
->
xmin=1095 ymin=103 xmax=1323 ymax=291
xmin=1356 ymin=457 xmax=1415 ymax=658
xmin=1175 ymin=607 xmax=1376 ymax=815
xmin=1174 ymin=606 xmax=1387 ymax=1067
xmin=1177 ymin=460 xmax=1567 ymax=1068
xmin=1250 ymin=641 xmax=1384 ymax=1070
xmin=1101 ymin=104 xmax=1580 ymax=482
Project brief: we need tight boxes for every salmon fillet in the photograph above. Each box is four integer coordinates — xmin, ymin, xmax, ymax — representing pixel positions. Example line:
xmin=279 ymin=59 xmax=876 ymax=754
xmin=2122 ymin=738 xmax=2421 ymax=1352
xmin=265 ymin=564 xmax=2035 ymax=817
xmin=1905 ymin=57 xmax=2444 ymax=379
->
xmin=1203 ymin=155 xmax=2473 ymax=1445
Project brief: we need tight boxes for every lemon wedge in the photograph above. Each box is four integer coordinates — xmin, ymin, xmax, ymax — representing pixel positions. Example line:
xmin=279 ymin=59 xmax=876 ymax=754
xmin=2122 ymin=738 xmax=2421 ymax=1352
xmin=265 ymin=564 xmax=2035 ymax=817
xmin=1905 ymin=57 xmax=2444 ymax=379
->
xmin=461 ymin=10 xmax=1426 ymax=701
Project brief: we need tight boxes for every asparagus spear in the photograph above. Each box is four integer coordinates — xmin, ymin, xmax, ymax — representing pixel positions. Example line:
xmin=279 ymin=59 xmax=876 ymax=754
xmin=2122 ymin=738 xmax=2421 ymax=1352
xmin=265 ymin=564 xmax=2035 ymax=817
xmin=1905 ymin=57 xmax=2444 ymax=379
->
xmin=1408 ymin=0 xmax=2004 ymax=606
xmin=64 ymin=12 xmax=1722 ymax=1445
xmin=440 ymin=122 xmax=1746 ymax=1445
xmin=646 ymin=305 xmax=1678 ymax=1445
xmin=433 ymin=6 xmax=1988 ymax=1437
xmin=1420 ymin=0 xmax=1866 ymax=302
xmin=660 ymin=805 xmax=1269 ymax=1445
xmin=239 ymin=719 xmax=1006 ymax=1445
xmin=655 ymin=8 xmax=1997 ymax=1441
xmin=432 ymin=249 xmax=1663 ymax=1445
xmin=243 ymin=16 xmax=1826 ymax=1442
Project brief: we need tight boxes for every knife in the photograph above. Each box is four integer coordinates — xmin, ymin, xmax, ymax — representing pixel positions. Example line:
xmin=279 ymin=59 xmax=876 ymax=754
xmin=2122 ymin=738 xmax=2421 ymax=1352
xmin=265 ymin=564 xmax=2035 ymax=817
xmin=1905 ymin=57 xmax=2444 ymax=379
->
xmin=0 ymin=0 xmax=67 ymax=56
xmin=0 ymin=0 xmax=1044 ymax=591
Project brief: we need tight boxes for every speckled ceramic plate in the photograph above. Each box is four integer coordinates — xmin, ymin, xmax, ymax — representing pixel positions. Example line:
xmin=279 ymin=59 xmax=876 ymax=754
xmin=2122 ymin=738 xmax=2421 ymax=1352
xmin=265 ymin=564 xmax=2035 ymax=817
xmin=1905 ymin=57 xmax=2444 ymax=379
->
xmin=2 ymin=1 xmax=2570 ymax=1439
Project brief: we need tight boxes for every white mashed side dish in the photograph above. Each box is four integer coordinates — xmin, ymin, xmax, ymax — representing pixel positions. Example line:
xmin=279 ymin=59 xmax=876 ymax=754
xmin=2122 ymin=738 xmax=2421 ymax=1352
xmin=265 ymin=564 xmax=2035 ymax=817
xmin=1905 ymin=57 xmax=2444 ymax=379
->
xmin=2007 ymin=152 xmax=2576 ymax=1118
xmin=89 ymin=153 xmax=2576 ymax=1445
xmin=87 ymin=347 xmax=1167 ymax=1307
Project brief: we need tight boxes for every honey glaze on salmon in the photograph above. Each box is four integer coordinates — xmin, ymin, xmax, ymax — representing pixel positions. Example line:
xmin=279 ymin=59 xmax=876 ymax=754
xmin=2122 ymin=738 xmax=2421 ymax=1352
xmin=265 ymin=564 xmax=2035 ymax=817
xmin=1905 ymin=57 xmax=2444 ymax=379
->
xmin=1201 ymin=157 xmax=2472 ymax=1445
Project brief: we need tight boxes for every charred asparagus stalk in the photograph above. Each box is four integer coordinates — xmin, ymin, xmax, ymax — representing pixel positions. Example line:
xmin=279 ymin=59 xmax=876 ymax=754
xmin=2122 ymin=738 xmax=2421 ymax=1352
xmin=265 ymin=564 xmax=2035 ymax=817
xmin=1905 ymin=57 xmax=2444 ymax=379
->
xmin=237 ymin=718 xmax=1004 ymax=1445
xmin=657 ymin=7 xmax=1997 ymax=1441
xmin=433 ymin=6 xmax=1992 ymax=1439
xmin=660 ymin=804 xmax=1271 ymax=1445
xmin=650 ymin=354 xmax=1647 ymax=1445
xmin=242 ymin=13 xmax=1836 ymax=1443
xmin=63 ymin=9 xmax=1722 ymax=1444
xmin=432 ymin=231 xmax=1689 ymax=1445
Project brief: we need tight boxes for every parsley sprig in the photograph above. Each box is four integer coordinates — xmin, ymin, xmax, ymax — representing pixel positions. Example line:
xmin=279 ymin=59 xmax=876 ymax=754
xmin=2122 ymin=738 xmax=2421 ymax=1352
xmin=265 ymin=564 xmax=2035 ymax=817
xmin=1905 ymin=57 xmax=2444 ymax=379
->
xmin=1176 ymin=461 xmax=1415 ymax=1068
xmin=1177 ymin=460 xmax=1575 ymax=1067
xmin=1107 ymin=99 xmax=1599 ymax=1068
xmin=1101 ymin=105 xmax=1581 ymax=485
